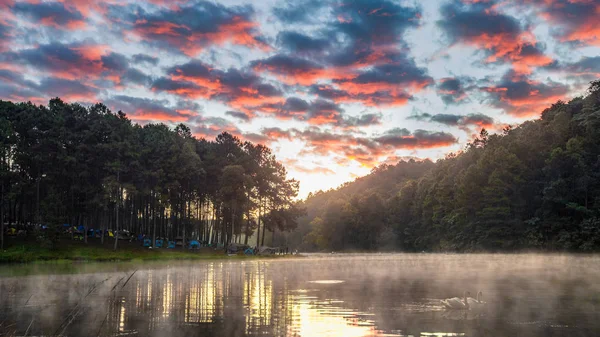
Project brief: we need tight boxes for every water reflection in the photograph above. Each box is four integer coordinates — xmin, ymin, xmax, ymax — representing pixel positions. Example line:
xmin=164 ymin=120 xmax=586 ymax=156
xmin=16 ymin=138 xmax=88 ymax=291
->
xmin=1 ymin=254 xmax=600 ymax=336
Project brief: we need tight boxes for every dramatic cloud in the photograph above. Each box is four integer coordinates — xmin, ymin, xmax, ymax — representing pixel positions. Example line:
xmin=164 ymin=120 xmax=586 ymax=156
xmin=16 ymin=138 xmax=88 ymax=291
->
xmin=124 ymin=1 xmax=268 ymax=56
xmin=325 ymin=0 xmax=421 ymax=66
xmin=106 ymin=95 xmax=198 ymax=122
xmin=259 ymin=126 xmax=457 ymax=167
xmin=526 ymin=0 xmax=600 ymax=46
xmin=276 ymin=31 xmax=331 ymax=56
xmin=0 ymin=68 xmax=98 ymax=103
xmin=1 ymin=42 xmax=153 ymax=91
xmin=438 ymin=1 xmax=553 ymax=73
xmin=437 ymin=77 xmax=469 ymax=104
xmin=153 ymin=61 xmax=284 ymax=115
xmin=272 ymin=0 xmax=326 ymax=24
xmin=546 ymin=56 xmax=600 ymax=82
xmin=192 ymin=116 xmax=241 ymax=139
xmin=225 ymin=110 xmax=251 ymax=122
xmin=481 ymin=71 xmax=569 ymax=117
xmin=132 ymin=54 xmax=159 ymax=66
xmin=266 ymin=0 xmax=430 ymax=108
xmin=374 ymin=129 xmax=457 ymax=149
xmin=332 ymin=59 xmax=433 ymax=106
xmin=0 ymin=69 xmax=45 ymax=103
xmin=38 ymin=77 xmax=98 ymax=101
xmin=251 ymin=54 xmax=343 ymax=85
xmin=409 ymin=112 xmax=496 ymax=132
xmin=0 ymin=23 xmax=11 ymax=52
xmin=3 ymin=42 xmax=108 ymax=80
xmin=0 ymin=0 xmax=598 ymax=196
xmin=12 ymin=2 xmax=86 ymax=29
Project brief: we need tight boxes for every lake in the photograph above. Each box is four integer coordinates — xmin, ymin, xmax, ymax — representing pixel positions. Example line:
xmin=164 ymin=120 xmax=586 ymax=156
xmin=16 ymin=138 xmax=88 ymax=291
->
xmin=1 ymin=254 xmax=599 ymax=336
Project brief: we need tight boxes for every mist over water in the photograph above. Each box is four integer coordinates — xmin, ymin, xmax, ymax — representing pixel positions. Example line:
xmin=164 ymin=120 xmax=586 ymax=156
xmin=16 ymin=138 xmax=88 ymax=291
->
xmin=1 ymin=254 xmax=599 ymax=337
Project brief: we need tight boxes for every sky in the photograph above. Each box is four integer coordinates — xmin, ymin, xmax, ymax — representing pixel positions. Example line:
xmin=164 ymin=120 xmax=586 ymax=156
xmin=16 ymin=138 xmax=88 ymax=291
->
xmin=0 ymin=0 xmax=599 ymax=198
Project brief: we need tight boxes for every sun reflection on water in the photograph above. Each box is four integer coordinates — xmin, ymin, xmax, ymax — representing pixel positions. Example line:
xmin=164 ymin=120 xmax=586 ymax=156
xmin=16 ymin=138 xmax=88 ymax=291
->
xmin=6 ymin=254 xmax=597 ymax=336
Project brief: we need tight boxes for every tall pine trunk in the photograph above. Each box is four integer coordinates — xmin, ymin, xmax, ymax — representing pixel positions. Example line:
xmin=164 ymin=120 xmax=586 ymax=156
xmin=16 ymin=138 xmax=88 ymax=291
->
xmin=0 ymin=153 xmax=4 ymax=250
xmin=113 ymin=172 xmax=120 ymax=251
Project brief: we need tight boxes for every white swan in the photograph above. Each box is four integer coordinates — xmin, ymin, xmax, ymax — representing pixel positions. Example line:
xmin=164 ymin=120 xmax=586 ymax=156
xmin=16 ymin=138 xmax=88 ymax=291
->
xmin=467 ymin=291 xmax=485 ymax=310
xmin=442 ymin=291 xmax=485 ymax=310
xmin=441 ymin=291 xmax=469 ymax=310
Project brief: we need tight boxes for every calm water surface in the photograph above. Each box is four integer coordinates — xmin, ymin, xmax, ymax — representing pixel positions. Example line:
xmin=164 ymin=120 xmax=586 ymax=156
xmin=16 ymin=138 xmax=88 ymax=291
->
xmin=1 ymin=254 xmax=599 ymax=336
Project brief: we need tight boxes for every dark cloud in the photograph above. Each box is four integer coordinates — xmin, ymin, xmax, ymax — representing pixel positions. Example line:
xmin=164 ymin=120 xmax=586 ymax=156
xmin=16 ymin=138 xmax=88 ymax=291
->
xmin=306 ymin=99 xmax=344 ymax=125
xmin=320 ymin=0 xmax=421 ymax=69
xmin=37 ymin=77 xmax=98 ymax=102
xmin=152 ymin=77 xmax=205 ymax=96
xmin=0 ymin=21 xmax=13 ymax=52
xmin=546 ymin=56 xmax=600 ymax=82
xmin=259 ymin=126 xmax=457 ymax=167
xmin=437 ymin=77 xmax=470 ymax=104
xmin=481 ymin=71 xmax=569 ymax=117
xmin=330 ymin=0 xmax=420 ymax=44
xmin=2 ymin=43 xmax=150 ymax=88
xmin=251 ymin=54 xmax=329 ymax=85
xmin=0 ymin=69 xmax=44 ymax=103
xmin=122 ymin=68 xmax=152 ymax=86
xmin=252 ymin=96 xmax=380 ymax=128
xmin=192 ymin=116 xmax=241 ymax=139
xmin=100 ymin=52 xmax=129 ymax=73
xmin=132 ymin=54 xmax=159 ymax=65
xmin=3 ymin=42 xmax=104 ymax=79
xmin=270 ymin=0 xmax=428 ymax=102
xmin=272 ymin=0 xmax=325 ymax=24
xmin=566 ymin=56 xmax=600 ymax=75
xmin=282 ymin=97 xmax=310 ymax=113
xmin=105 ymin=95 xmax=196 ymax=122
xmin=122 ymin=1 xmax=268 ymax=56
xmin=437 ymin=1 xmax=553 ymax=73
xmin=225 ymin=110 xmax=251 ymax=122
xmin=438 ymin=1 xmax=521 ymax=44
xmin=153 ymin=60 xmax=284 ymax=114
xmin=0 ymin=68 xmax=98 ymax=103
xmin=330 ymin=57 xmax=433 ymax=106
xmin=342 ymin=113 xmax=382 ymax=128
xmin=276 ymin=31 xmax=330 ymax=55
xmin=12 ymin=1 xmax=86 ymax=29
xmin=409 ymin=112 xmax=495 ymax=131
xmin=525 ymin=0 xmax=600 ymax=47
xmin=374 ymin=129 xmax=457 ymax=149
xmin=339 ymin=61 xmax=432 ymax=87
xmin=382 ymin=128 xmax=411 ymax=137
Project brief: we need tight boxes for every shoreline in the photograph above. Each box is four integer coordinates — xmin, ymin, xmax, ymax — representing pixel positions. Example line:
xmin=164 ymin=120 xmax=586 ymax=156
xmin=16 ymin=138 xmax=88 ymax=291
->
xmin=0 ymin=239 xmax=291 ymax=264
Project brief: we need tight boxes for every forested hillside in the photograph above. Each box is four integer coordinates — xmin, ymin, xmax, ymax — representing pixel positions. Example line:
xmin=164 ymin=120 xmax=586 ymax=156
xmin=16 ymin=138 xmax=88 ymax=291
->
xmin=0 ymin=99 xmax=301 ymax=250
xmin=292 ymin=81 xmax=600 ymax=252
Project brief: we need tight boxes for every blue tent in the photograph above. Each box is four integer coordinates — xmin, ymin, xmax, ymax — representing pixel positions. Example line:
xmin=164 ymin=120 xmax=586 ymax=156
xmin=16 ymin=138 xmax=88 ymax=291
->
xmin=189 ymin=240 xmax=200 ymax=249
xmin=155 ymin=239 xmax=164 ymax=248
xmin=143 ymin=238 xmax=152 ymax=247
xmin=167 ymin=241 xmax=176 ymax=249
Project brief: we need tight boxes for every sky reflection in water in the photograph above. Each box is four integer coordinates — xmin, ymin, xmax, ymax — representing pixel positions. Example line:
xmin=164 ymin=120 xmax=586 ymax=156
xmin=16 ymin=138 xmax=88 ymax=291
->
xmin=0 ymin=254 xmax=599 ymax=337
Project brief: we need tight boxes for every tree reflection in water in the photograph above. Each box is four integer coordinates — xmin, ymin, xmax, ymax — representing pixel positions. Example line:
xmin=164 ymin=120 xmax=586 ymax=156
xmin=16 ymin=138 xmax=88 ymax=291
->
xmin=1 ymin=254 xmax=600 ymax=337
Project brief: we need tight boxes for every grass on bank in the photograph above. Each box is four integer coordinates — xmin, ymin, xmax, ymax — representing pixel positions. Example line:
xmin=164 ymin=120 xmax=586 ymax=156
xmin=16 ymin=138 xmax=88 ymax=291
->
xmin=0 ymin=238 xmax=268 ymax=263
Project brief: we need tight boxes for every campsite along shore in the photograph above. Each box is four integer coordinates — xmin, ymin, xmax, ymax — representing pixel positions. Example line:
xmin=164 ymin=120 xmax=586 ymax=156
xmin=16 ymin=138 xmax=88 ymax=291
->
xmin=0 ymin=237 xmax=289 ymax=264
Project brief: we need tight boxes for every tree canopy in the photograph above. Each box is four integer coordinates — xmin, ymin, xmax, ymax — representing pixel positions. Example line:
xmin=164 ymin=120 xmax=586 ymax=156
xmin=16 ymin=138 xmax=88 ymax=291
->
xmin=294 ymin=80 xmax=600 ymax=252
xmin=0 ymin=98 xmax=301 ymax=250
